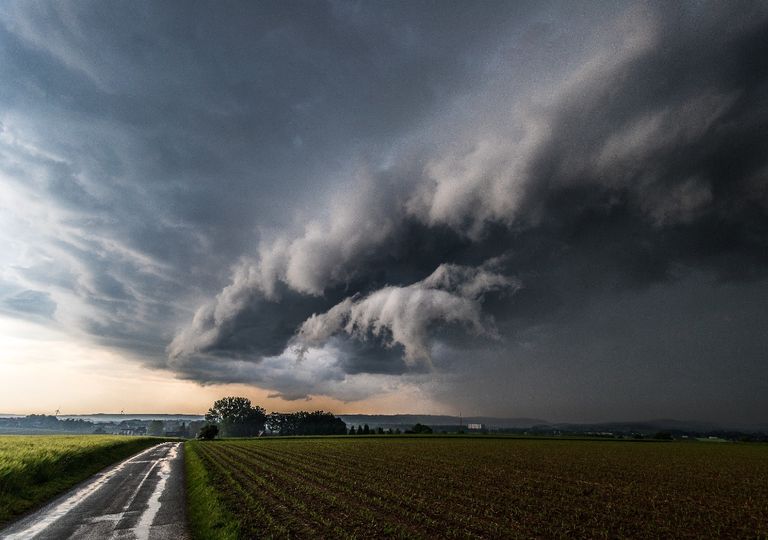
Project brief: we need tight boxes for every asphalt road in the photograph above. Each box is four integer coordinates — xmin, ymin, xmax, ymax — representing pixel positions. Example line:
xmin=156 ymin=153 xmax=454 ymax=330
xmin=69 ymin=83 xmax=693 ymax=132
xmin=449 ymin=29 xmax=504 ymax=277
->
xmin=0 ymin=442 xmax=189 ymax=540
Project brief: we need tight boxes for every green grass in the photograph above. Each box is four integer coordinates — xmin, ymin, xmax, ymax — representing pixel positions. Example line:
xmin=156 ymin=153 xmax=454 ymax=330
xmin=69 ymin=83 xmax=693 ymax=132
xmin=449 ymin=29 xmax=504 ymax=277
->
xmin=187 ymin=437 xmax=768 ymax=539
xmin=0 ymin=435 xmax=160 ymax=527
xmin=185 ymin=440 xmax=240 ymax=540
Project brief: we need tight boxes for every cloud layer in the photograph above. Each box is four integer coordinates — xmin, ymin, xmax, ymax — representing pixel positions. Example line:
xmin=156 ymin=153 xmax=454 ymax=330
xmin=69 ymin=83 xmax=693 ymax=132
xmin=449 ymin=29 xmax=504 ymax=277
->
xmin=298 ymin=263 xmax=519 ymax=364
xmin=1 ymin=1 xmax=767 ymax=421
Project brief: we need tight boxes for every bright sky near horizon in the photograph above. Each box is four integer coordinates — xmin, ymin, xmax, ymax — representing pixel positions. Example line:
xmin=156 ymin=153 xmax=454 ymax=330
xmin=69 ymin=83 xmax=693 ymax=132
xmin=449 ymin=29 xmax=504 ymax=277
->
xmin=0 ymin=315 xmax=438 ymax=415
xmin=1 ymin=1 xmax=767 ymax=423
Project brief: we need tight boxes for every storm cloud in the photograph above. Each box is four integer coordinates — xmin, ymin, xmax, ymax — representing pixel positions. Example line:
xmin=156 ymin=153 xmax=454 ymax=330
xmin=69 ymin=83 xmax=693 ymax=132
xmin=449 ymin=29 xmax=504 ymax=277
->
xmin=1 ymin=1 xmax=767 ymax=422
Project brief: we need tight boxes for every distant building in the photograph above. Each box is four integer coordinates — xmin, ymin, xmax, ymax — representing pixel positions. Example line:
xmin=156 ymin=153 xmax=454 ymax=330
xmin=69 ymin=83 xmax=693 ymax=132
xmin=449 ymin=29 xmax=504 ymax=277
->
xmin=467 ymin=423 xmax=483 ymax=430
xmin=118 ymin=426 xmax=147 ymax=436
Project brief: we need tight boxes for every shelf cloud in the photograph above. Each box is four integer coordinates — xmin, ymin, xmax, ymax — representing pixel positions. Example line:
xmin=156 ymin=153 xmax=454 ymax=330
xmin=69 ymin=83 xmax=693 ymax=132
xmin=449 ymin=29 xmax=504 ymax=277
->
xmin=1 ymin=1 xmax=767 ymax=421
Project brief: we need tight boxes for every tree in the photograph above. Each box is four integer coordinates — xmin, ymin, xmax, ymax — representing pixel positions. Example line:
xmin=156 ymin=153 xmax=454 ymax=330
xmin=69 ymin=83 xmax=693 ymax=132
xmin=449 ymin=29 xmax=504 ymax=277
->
xmin=267 ymin=411 xmax=347 ymax=436
xmin=198 ymin=424 xmax=219 ymax=440
xmin=363 ymin=424 xmax=370 ymax=435
xmin=349 ymin=425 xmax=356 ymax=435
xmin=412 ymin=423 xmax=433 ymax=434
xmin=148 ymin=420 xmax=164 ymax=436
xmin=205 ymin=396 xmax=266 ymax=437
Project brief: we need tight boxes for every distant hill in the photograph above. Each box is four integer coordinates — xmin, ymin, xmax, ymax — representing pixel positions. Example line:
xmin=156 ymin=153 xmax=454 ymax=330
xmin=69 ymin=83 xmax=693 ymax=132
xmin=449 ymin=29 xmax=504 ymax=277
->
xmin=337 ymin=415 xmax=768 ymax=435
xmin=543 ymin=418 xmax=768 ymax=434
xmin=56 ymin=413 xmax=204 ymax=423
xmin=338 ymin=414 xmax=546 ymax=429
xmin=3 ymin=412 xmax=764 ymax=435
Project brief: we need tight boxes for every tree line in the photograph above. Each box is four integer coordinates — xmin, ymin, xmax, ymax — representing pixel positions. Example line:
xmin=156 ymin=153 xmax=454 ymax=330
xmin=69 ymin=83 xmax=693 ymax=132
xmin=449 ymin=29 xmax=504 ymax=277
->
xmin=348 ymin=422 xmax=432 ymax=435
xmin=201 ymin=396 xmax=346 ymax=439
xmin=199 ymin=396 xmax=437 ymax=440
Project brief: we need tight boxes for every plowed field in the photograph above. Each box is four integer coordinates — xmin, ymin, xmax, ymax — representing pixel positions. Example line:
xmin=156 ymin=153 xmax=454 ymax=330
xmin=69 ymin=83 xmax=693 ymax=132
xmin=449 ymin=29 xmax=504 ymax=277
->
xmin=186 ymin=437 xmax=768 ymax=539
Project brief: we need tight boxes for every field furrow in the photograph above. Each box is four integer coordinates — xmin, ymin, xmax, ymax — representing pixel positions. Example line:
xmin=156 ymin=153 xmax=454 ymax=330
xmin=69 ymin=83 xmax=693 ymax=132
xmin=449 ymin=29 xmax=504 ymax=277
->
xmin=186 ymin=437 xmax=768 ymax=539
xmin=221 ymin=441 xmax=510 ymax=538
xmin=218 ymin=443 xmax=435 ymax=538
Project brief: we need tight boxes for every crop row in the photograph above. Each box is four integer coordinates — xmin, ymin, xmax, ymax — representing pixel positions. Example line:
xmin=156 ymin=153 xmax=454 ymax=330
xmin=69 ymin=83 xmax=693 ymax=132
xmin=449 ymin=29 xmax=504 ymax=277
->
xmin=191 ymin=438 xmax=768 ymax=538
xmin=219 ymin=441 xmax=542 ymax=537
xmin=213 ymin=442 xmax=488 ymax=537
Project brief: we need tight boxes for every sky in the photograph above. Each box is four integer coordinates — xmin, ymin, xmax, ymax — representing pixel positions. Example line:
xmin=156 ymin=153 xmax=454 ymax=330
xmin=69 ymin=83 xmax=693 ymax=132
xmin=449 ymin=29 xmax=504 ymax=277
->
xmin=0 ymin=1 xmax=766 ymax=423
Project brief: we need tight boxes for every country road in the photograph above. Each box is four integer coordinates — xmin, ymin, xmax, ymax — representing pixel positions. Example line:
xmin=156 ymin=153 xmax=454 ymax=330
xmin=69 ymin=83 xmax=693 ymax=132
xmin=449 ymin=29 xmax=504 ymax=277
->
xmin=0 ymin=442 xmax=188 ymax=540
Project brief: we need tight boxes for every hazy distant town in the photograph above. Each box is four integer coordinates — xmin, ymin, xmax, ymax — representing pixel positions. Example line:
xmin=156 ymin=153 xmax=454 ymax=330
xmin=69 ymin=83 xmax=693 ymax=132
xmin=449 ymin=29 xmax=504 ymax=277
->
xmin=2 ymin=411 xmax=766 ymax=442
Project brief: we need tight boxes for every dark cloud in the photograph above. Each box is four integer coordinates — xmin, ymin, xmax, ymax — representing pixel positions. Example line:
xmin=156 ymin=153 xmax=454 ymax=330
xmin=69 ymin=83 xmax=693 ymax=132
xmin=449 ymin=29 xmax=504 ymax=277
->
xmin=431 ymin=274 xmax=768 ymax=425
xmin=334 ymin=339 xmax=410 ymax=376
xmin=1 ymin=1 xmax=766 ymax=420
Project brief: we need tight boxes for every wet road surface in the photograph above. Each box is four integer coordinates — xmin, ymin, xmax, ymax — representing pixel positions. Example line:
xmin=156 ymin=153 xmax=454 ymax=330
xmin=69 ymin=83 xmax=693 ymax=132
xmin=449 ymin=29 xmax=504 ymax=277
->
xmin=0 ymin=442 xmax=188 ymax=540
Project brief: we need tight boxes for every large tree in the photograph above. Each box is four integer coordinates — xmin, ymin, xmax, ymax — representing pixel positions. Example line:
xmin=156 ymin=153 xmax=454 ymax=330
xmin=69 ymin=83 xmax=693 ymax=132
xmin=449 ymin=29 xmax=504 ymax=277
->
xmin=205 ymin=396 xmax=267 ymax=437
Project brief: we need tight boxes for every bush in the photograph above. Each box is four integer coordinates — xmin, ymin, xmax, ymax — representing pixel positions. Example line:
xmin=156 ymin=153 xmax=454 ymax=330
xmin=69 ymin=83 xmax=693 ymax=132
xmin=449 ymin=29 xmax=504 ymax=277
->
xmin=412 ymin=423 xmax=433 ymax=434
xmin=198 ymin=424 xmax=219 ymax=440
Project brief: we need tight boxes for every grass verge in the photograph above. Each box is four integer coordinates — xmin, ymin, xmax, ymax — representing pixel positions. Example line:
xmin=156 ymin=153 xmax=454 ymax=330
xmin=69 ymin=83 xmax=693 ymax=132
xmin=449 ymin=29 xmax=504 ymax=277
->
xmin=185 ymin=440 xmax=240 ymax=540
xmin=0 ymin=435 xmax=161 ymax=528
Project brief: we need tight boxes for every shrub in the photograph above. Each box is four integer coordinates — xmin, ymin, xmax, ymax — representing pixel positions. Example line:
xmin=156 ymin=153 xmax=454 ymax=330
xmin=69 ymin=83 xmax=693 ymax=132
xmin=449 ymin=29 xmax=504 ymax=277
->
xmin=198 ymin=424 xmax=219 ymax=440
